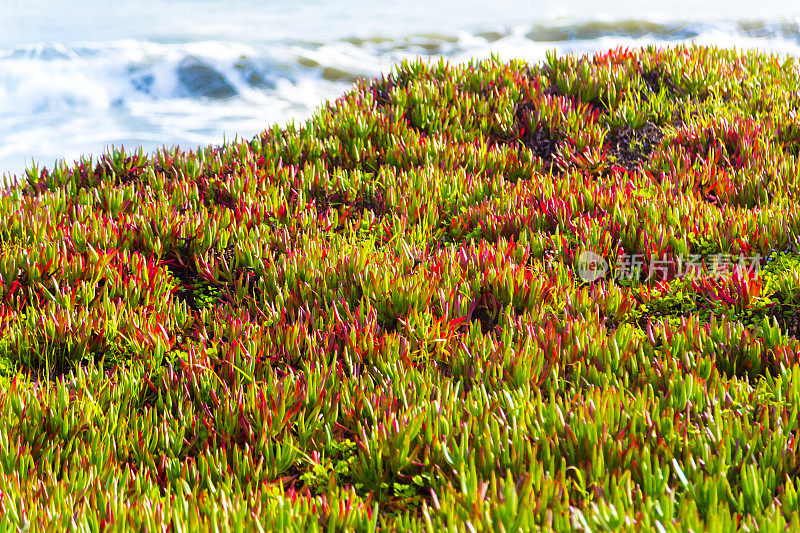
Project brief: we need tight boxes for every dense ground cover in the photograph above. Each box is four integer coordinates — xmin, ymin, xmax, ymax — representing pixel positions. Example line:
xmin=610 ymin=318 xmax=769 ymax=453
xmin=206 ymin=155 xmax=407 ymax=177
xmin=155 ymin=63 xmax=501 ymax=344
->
xmin=1 ymin=45 xmax=800 ymax=530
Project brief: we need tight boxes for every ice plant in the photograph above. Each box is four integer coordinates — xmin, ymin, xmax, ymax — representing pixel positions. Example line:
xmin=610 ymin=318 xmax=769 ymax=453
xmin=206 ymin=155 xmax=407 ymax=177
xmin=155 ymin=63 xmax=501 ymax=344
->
xmin=0 ymin=45 xmax=798 ymax=530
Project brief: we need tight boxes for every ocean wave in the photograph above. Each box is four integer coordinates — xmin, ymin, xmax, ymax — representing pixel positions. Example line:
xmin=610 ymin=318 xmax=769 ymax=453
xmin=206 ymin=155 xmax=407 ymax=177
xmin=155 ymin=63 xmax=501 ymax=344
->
xmin=2 ymin=16 xmax=800 ymax=180
xmin=2 ymin=18 xmax=799 ymax=115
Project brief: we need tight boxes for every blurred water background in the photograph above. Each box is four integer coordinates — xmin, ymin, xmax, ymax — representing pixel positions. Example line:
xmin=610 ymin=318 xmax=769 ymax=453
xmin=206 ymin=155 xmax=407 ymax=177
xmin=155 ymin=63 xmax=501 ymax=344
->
xmin=2 ymin=0 xmax=800 ymax=183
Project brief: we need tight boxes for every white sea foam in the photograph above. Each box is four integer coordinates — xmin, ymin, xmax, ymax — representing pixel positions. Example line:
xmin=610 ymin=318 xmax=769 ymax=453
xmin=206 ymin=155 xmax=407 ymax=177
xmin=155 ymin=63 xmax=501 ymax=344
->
xmin=2 ymin=8 xmax=800 ymax=183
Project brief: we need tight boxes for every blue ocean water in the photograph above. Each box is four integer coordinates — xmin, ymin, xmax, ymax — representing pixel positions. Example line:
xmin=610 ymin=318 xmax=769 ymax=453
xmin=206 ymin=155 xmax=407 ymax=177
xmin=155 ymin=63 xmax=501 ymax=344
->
xmin=2 ymin=0 xmax=800 ymax=182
